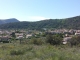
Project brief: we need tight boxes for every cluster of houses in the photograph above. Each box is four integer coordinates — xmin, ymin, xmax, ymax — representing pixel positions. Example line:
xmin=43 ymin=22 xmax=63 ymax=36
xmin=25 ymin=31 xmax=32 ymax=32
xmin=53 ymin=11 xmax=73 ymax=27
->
xmin=63 ymin=30 xmax=80 ymax=44
xmin=0 ymin=29 xmax=80 ymax=43
xmin=46 ymin=29 xmax=80 ymax=44
xmin=0 ymin=30 xmax=42 ymax=43
xmin=0 ymin=30 xmax=11 ymax=43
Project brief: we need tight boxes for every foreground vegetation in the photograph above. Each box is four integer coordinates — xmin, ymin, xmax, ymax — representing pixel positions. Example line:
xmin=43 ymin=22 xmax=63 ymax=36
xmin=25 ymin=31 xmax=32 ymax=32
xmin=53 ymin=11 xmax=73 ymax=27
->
xmin=0 ymin=42 xmax=80 ymax=60
xmin=0 ymin=33 xmax=80 ymax=60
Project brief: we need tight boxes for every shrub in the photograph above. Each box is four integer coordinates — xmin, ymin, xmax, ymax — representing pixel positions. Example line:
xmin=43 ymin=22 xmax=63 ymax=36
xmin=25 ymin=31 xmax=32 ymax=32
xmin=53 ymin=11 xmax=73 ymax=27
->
xmin=30 ymin=38 xmax=43 ymax=45
xmin=3 ymin=41 xmax=9 ymax=43
xmin=69 ymin=35 xmax=80 ymax=47
xmin=46 ymin=34 xmax=53 ymax=44
xmin=10 ymin=49 xmax=25 ymax=55
xmin=46 ymin=34 xmax=63 ymax=45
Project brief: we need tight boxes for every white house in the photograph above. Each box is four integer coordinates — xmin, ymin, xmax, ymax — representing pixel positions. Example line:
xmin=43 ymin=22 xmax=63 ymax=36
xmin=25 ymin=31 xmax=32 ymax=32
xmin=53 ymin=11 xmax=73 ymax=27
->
xmin=63 ymin=37 xmax=72 ymax=44
xmin=26 ymin=34 xmax=32 ymax=38
xmin=15 ymin=33 xmax=24 ymax=39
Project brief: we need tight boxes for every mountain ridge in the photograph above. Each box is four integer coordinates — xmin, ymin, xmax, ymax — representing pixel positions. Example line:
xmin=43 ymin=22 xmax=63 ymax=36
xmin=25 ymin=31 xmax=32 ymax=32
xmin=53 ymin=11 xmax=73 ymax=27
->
xmin=0 ymin=18 xmax=20 ymax=24
xmin=0 ymin=16 xmax=80 ymax=29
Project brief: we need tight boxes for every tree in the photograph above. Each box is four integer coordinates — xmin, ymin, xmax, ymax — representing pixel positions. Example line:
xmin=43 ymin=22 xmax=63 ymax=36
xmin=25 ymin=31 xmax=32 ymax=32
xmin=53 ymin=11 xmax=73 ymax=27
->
xmin=46 ymin=34 xmax=63 ymax=45
xmin=55 ymin=33 xmax=63 ymax=38
xmin=11 ymin=32 xmax=16 ymax=38
xmin=52 ymin=35 xmax=63 ymax=45
xmin=46 ymin=34 xmax=53 ymax=45
xmin=69 ymin=35 xmax=80 ymax=46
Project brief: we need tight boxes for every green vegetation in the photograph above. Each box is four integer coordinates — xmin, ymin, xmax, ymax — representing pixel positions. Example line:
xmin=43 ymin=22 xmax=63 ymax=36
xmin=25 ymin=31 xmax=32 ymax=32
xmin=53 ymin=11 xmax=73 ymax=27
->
xmin=46 ymin=34 xmax=63 ymax=45
xmin=10 ymin=49 xmax=25 ymax=55
xmin=11 ymin=32 xmax=16 ymax=38
xmin=0 ymin=34 xmax=80 ymax=60
xmin=29 ymin=38 xmax=44 ymax=45
xmin=0 ymin=16 xmax=80 ymax=29
xmin=68 ymin=35 xmax=80 ymax=47
xmin=0 ymin=43 xmax=80 ymax=60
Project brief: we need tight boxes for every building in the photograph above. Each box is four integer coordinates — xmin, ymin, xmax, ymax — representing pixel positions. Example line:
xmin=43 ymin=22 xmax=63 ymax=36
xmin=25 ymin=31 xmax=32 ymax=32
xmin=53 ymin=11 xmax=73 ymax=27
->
xmin=75 ymin=30 xmax=80 ymax=35
xmin=26 ymin=34 xmax=32 ymax=38
xmin=63 ymin=37 xmax=72 ymax=44
xmin=15 ymin=33 xmax=24 ymax=39
xmin=0 ymin=36 xmax=11 ymax=43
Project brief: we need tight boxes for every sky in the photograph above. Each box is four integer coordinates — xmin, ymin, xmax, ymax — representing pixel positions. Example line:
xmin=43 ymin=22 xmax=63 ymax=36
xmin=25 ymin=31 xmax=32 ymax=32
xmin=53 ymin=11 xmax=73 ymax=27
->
xmin=0 ymin=0 xmax=80 ymax=21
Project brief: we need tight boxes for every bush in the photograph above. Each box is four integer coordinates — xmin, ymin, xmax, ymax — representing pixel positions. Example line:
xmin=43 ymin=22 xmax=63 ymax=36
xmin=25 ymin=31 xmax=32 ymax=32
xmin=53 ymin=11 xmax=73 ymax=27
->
xmin=46 ymin=34 xmax=63 ymax=45
xmin=3 ymin=41 xmax=9 ymax=43
xmin=46 ymin=34 xmax=53 ymax=44
xmin=10 ymin=49 xmax=25 ymax=55
xmin=30 ymin=38 xmax=43 ymax=45
xmin=53 ymin=35 xmax=63 ymax=45
xmin=69 ymin=35 xmax=80 ymax=47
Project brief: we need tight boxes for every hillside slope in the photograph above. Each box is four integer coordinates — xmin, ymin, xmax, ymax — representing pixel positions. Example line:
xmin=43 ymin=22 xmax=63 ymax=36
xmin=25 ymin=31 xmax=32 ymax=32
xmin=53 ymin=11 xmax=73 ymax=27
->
xmin=0 ymin=18 xmax=19 ymax=24
xmin=0 ymin=16 xmax=80 ymax=29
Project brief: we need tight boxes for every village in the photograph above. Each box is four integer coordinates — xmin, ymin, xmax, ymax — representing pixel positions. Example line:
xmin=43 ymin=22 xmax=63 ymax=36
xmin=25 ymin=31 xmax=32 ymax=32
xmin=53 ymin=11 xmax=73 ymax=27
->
xmin=0 ymin=29 xmax=80 ymax=44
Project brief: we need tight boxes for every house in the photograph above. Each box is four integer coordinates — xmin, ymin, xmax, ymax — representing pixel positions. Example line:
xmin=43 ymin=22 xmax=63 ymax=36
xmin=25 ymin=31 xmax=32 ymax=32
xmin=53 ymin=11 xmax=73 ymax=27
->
xmin=15 ymin=33 xmax=24 ymax=39
xmin=75 ymin=33 xmax=80 ymax=35
xmin=63 ymin=37 xmax=72 ymax=44
xmin=0 ymin=36 xmax=11 ymax=43
xmin=26 ymin=34 xmax=32 ymax=38
xmin=75 ymin=30 xmax=80 ymax=35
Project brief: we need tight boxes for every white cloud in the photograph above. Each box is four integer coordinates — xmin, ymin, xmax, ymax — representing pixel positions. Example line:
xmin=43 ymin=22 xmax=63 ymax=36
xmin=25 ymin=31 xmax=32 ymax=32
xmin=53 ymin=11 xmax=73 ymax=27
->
xmin=28 ymin=16 xmax=50 ymax=21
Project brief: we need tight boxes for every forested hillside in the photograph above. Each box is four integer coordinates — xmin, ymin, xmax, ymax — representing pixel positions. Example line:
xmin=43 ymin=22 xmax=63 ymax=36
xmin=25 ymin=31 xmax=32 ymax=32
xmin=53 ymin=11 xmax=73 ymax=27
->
xmin=0 ymin=16 xmax=80 ymax=29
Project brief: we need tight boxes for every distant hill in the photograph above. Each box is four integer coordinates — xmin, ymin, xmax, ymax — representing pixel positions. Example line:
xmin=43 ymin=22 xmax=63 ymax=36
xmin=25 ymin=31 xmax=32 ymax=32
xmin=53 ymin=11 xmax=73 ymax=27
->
xmin=0 ymin=16 xmax=80 ymax=29
xmin=0 ymin=18 xmax=20 ymax=24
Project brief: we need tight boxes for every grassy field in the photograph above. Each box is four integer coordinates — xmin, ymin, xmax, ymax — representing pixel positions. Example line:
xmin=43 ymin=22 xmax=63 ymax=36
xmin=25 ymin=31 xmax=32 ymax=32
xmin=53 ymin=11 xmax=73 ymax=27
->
xmin=0 ymin=42 xmax=80 ymax=60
